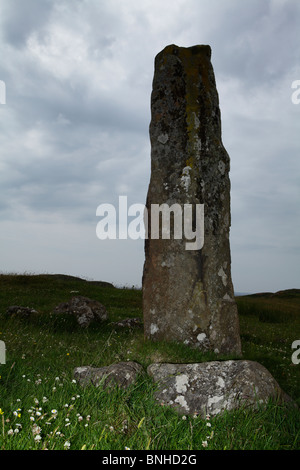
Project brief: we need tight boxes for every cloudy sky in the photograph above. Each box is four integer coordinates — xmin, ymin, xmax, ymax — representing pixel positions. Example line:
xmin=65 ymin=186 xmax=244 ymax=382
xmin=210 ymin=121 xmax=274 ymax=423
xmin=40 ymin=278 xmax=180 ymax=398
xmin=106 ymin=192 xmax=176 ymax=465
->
xmin=0 ymin=0 xmax=299 ymax=293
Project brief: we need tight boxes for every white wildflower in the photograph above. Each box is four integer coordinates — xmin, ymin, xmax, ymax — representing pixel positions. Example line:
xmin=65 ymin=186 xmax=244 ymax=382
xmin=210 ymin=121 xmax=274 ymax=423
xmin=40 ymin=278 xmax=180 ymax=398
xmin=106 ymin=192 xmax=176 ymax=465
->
xmin=64 ymin=440 xmax=71 ymax=449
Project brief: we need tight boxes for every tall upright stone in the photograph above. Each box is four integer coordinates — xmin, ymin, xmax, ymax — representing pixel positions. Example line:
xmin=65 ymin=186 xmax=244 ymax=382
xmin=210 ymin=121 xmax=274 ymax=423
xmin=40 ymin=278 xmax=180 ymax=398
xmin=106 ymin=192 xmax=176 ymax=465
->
xmin=142 ymin=45 xmax=241 ymax=355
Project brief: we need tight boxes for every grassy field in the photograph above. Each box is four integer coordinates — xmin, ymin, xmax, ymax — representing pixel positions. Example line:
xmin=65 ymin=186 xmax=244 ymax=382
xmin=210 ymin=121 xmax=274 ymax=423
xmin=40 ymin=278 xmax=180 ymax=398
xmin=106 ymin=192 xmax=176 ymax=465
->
xmin=0 ymin=273 xmax=299 ymax=450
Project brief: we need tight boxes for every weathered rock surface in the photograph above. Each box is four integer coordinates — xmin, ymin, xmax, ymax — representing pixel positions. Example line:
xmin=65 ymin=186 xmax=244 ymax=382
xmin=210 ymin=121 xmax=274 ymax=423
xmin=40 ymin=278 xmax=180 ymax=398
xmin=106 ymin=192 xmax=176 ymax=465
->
xmin=147 ymin=360 xmax=294 ymax=417
xmin=6 ymin=306 xmax=38 ymax=318
xmin=54 ymin=295 xmax=108 ymax=328
xmin=74 ymin=361 xmax=144 ymax=389
xmin=142 ymin=44 xmax=241 ymax=355
xmin=112 ymin=317 xmax=143 ymax=328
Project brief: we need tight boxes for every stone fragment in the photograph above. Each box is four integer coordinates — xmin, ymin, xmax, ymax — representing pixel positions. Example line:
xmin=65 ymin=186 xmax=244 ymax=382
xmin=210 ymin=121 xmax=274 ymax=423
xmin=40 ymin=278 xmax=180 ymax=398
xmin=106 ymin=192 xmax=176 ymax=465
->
xmin=54 ymin=295 xmax=108 ymax=328
xmin=6 ymin=306 xmax=38 ymax=318
xmin=74 ymin=361 xmax=144 ymax=389
xmin=112 ymin=317 xmax=143 ymax=328
xmin=143 ymin=44 xmax=241 ymax=354
xmin=147 ymin=360 xmax=295 ymax=417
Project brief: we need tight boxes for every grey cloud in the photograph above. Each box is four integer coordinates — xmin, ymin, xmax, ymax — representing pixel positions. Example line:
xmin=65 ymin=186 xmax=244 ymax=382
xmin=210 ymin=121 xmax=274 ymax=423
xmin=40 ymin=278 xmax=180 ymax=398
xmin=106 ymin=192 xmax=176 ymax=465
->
xmin=0 ymin=0 xmax=299 ymax=291
xmin=1 ymin=0 xmax=53 ymax=46
xmin=208 ymin=0 xmax=300 ymax=84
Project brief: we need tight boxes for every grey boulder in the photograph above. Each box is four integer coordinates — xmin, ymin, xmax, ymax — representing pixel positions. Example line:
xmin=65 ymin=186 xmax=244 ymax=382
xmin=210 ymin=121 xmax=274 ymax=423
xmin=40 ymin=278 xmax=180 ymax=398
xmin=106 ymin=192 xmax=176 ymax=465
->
xmin=6 ymin=306 xmax=38 ymax=318
xmin=147 ymin=360 xmax=295 ymax=417
xmin=54 ymin=295 xmax=108 ymax=328
xmin=112 ymin=317 xmax=143 ymax=328
xmin=74 ymin=361 xmax=144 ymax=389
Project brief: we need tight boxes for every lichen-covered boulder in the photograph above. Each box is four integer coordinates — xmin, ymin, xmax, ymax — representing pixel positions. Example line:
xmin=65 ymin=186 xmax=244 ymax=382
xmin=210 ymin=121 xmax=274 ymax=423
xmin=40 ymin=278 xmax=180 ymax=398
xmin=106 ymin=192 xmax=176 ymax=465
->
xmin=54 ymin=295 xmax=108 ymax=328
xmin=147 ymin=360 xmax=295 ymax=417
xmin=6 ymin=306 xmax=38 ymax=318
xmin=74 ymin=361 xmax=144 ymax=389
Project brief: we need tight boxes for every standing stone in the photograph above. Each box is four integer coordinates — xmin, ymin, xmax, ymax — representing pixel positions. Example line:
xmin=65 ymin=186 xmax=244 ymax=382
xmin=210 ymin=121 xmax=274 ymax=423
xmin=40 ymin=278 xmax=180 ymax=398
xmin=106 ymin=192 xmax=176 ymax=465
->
xmin=142 ymin=44 xmax=241 ymax=355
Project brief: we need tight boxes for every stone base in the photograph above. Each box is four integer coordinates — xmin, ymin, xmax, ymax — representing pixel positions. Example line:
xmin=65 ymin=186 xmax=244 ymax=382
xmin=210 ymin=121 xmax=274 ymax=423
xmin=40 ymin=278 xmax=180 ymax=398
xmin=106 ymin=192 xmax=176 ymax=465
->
xmin=147 ymin=360 xmax=295 ymax=417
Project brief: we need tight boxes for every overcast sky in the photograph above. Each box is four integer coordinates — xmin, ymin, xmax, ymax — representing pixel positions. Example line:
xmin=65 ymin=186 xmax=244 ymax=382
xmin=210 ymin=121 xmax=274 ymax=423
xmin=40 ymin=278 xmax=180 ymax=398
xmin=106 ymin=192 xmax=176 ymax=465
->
xmin=0 ymin=0 xmax=299 ymax=293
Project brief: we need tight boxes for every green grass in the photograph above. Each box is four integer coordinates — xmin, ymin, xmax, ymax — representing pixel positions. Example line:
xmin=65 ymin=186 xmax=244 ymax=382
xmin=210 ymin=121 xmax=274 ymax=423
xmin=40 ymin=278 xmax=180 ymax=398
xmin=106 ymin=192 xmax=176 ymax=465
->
xmin=0 ymin=273 xmax=299 ymax=450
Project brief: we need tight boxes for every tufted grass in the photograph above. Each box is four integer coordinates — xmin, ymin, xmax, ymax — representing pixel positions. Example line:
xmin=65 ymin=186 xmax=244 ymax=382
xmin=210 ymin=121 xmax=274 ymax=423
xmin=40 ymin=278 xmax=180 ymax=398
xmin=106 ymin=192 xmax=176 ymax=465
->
xmin=0 ymin=273 xmax=299 ymax=450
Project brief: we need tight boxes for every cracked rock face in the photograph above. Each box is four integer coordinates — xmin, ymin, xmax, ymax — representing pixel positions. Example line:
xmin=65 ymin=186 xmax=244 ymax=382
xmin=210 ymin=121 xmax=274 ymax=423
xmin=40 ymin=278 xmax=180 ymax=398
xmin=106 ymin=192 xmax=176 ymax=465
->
xmin=147 ymin=360 xmax=294 ymax=417
xmin=143 ymin=44 xmax=241 ymax=355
